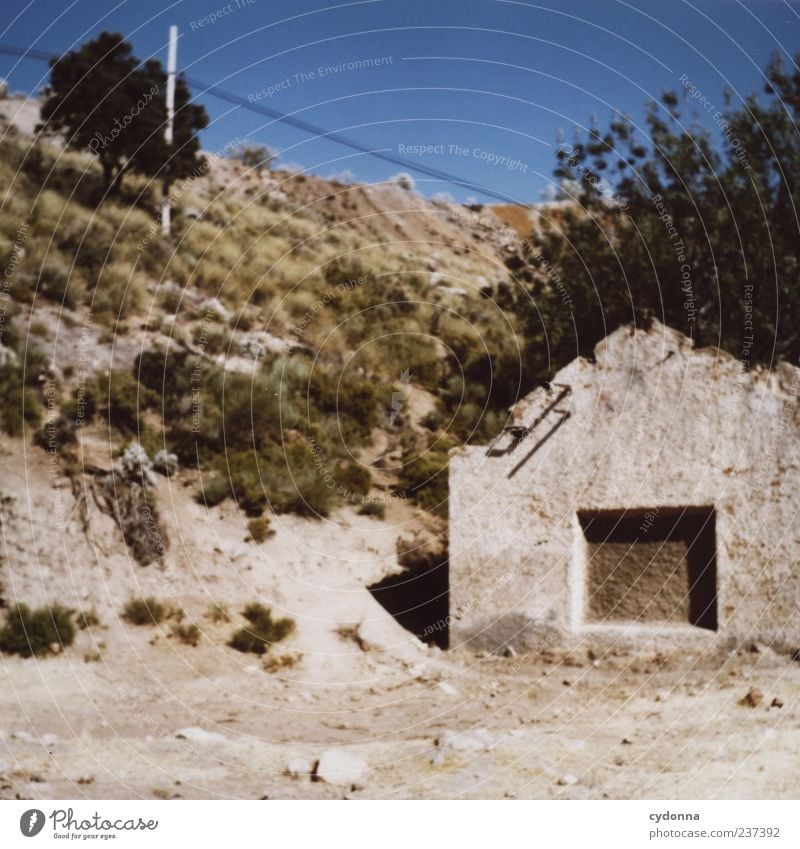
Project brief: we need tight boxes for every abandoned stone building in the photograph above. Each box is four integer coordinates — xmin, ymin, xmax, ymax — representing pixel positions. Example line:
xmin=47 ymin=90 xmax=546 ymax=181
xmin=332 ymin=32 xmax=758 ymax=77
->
xmin=448 ymin=321 xmax=800 ymax=651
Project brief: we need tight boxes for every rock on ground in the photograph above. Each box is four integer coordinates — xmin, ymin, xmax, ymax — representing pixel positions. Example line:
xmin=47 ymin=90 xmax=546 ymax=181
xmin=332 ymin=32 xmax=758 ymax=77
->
xmin=314 ymin=748 xmax=368 ymax=787
xmin=175 ymin=727 xmax=227 ymax=745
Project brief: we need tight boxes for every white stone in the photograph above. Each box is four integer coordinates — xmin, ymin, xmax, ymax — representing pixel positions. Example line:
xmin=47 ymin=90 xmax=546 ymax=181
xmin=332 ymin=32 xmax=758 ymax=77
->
xmin=437 ymin=728 xmax=494 ymax=754
xmin=175 ymin=727 xmax=227 ymax=745
xmin=314 ymin=748 xmax=368 ymax=787
xmin=286 ymin=757 xmax=314 ymax=778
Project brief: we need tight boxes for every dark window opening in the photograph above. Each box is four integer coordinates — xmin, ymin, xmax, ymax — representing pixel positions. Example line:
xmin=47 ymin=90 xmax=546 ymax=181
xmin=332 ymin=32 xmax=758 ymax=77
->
xmin=578 ymin=507 xmax=717 ymax=631
xmin=367 ymin=552 xmax=449 ymax=649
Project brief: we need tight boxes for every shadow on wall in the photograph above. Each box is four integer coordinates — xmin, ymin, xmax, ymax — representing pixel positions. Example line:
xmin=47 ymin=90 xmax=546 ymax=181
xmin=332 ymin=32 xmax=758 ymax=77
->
xmin=579 ymin=506 xmax=717 ymax=631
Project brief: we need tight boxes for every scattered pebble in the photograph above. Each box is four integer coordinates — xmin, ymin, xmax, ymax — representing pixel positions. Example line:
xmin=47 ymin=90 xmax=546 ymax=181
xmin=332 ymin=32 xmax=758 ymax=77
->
xmin=738 ymin=688 xmax=763 ymax=708
xmin=175 ymin=727 xmax=227 ymax=744
xmin=286 ymin=757 xmax=315 ymax=778
xmin=437 ymin=728 xmax=494 ymax=754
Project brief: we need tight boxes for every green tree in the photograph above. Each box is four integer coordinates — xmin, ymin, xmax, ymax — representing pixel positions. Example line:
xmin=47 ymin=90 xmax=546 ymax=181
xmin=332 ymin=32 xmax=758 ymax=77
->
xmin=229 ymin=142 xmax=277 ymax=173
xmin=38 ymin=31 xmax=207 ymax=199
xmin=522 ymin=51 xmax=800 ymax=374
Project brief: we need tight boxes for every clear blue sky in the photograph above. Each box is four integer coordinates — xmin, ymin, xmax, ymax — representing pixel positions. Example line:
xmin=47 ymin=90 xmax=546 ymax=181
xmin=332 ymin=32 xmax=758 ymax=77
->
xmin=2 ymin=0 xmax=799 ymax=203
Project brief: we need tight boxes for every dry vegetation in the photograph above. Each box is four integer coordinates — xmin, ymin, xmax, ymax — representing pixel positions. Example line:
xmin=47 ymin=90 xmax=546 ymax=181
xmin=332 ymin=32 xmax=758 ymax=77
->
xmin=0 ymin=121 xmax=528 ymax=525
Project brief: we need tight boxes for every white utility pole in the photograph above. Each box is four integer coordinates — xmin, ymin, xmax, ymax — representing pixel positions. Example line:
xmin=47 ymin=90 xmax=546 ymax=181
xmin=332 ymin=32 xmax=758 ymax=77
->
xmin=161 ymin=24 xmax=178 ymax=236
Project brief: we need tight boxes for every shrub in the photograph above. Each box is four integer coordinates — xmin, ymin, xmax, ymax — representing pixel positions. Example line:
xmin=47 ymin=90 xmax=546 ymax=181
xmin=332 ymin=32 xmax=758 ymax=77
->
xmin=196 ymin=474 xmax=230 ymax=508
xmin=0 ymin=603 xmax=76 ymax=656
xmin=193 ymin=324 xmax=232 ymax=356
xmin=358 ymin=501 xmax=386 ymax=519
xmin=207 ymin=603 xmax=230 ymax=623
xmin=224 ymin=451 xmax=268 ymax=516
xmin=307 ymin=368 xmax=380 ymax=442
xmin=34 ymin=412 xmax=77 ymax=453
xmin=122 ymin=597 xmax=169 ymax=626
xmin=62 ymin=379 xmax=98 ymax=426
xmin=228 ymin=603 xmax=294 ymax=655
xmin=97 ymin=370 xmax=157 ymax=433
xmin=396 ymin=450 xmax=450 ymax=517
xmin=422 ymin=410 xmax=443 ymax=432
xmin=173 ymin=623 xmax=201 ymax=646
xmin=38 ymin=255 xmax=84 ymax=308
xmin=247 ymin=515 xmax=274 ymax=543
xmin=135 ymin=348 xmax=195 ymax=418
xmin=229 ymin=142 xmax=277 ymax=173
xmin=0 ymin=365 xmax=42 ymax=436
xmin=390 ymin=172 xmax=415 ymax=191
xmin=334 ymin=463 xmax=372 ymax=501
xmin=264 ymin=441 xmax=338 ymax=517
xmin=77 ymin=609 xmax=101 ymax=630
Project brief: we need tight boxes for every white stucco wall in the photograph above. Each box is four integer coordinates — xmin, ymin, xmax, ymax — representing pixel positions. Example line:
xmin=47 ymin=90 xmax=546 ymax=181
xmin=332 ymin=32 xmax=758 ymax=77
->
xmin=449 ymin=322 xmax=800 ymax=651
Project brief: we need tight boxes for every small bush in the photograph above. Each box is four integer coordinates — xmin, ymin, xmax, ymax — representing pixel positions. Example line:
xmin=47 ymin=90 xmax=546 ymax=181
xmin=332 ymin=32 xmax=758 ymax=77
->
xmin=0 ymin=603 xmax=76 ymax=656
xmin=264 ymin=441 xmax=338 ymax=517
xmin=358 ymin=501 xmax=386 ymax=519
xmin=97 ymin=370 xmax=157 ymax=433
xmin=77 ymin=609 xmax=101 ymax=630
xmin=193 ymin=325 xmax=233 ymax=356
xmin=91 ymin=262 xmax=146 ymax=319
xmin=335 ymin=463 xmax=372 ymax=501
xmin=34 ymin=413 xmax=77 ymax=453
xmin=122 ymin=597 xmax=169 ymax=626
xmin=0 ymin=364 xmax=42 ymax=436
xmin=229 ymin=603 xmax=294 ymax=655
xmin=38 ymin=255 xmax=84 ymax=308
xmin=196 ymin=474 xmax=230 ymax=507
xmin=62 ymin=380 xmax=98 ymax=427
xmin=263 ymin=649 xmax=300 ymax=673
xmin=207 ymin=603 xmax=230 ymax=623
xmin=247 ymin=516 xmax=274 ymax=543
xmin=173 ymin=623 xmax=201 ymax=646
xmin=390 ymin=172 xmax=415 ymax=191
xmin=229 ymin=142 xmax=277 ymax=173
xmin=225 ymin=451 xmax=268 ymax=516
xmin=422 ymin=410 xmax=443 ymax=432
xmin=396 ymin=450 xmax=450 ymax=517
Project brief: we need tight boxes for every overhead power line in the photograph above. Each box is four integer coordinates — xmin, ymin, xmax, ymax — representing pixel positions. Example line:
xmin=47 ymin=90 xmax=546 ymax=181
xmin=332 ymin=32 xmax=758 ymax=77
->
xmin=0 ymin=42 xmax=526 ymax=205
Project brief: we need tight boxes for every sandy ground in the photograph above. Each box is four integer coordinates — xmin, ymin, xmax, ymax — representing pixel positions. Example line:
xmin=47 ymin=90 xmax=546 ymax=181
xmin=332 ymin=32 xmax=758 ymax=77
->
xmin=1 ymin=628 xmax=798 ymax=800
